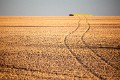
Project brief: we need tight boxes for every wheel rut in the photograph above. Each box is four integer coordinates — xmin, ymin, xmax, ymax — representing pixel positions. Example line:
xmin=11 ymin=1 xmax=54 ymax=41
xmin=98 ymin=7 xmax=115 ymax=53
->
xmin=64 ymin=16 xmax=119 ymax=80
xmin=0 ymin=63 xmax=84 ymax=79
xmin=82 ymin=16 xmax=119 ymax=70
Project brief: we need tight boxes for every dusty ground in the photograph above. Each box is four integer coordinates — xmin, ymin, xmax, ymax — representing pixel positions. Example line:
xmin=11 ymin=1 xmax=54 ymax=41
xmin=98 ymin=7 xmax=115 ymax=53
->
xmin=0 ymin=16 xmax=120 ymax=80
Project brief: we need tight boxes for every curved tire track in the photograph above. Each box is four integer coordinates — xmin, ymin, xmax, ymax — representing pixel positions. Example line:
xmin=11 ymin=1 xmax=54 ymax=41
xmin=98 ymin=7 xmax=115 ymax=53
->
xmin=82 ymin=16 xmax=119 ymax=70
xmin=64 ymin=16 xmax=105 ymax=80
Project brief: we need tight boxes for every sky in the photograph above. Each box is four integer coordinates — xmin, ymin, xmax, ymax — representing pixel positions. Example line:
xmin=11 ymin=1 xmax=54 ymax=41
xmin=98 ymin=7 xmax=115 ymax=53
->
xmin=0 ymin=0 xmax=120 ymax=16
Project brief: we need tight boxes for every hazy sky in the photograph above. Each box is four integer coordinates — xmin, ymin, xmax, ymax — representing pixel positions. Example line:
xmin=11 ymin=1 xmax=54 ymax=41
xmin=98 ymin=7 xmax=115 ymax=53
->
xmin=0 ymin=0 xmax=120 ymax=16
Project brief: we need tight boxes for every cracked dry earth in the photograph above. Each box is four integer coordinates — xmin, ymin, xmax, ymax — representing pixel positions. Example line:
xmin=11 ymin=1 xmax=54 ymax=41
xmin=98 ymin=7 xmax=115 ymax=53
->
xmin=0 ymin=16 xmax=120 ymax=80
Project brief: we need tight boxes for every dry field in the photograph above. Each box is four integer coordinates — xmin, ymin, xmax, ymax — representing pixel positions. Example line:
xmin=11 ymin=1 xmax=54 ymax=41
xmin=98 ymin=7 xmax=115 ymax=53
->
xmin=0 ymin=16 xmax=120 ymax=80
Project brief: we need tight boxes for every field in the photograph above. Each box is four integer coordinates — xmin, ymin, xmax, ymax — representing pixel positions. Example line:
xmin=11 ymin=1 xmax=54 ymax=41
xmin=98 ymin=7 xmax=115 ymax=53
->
xmin=0 ymin=16 xmax=120 ymax=80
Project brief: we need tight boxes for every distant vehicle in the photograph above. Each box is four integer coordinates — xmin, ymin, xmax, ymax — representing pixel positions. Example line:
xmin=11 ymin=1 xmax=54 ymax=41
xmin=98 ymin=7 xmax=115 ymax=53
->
xmin=69 ymin=14 xmax=92 ymax=16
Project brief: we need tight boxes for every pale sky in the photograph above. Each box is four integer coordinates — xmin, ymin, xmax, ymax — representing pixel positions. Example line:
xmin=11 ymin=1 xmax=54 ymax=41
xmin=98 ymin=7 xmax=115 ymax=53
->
xmin=0 ymin=0 xmax=120 ymax=16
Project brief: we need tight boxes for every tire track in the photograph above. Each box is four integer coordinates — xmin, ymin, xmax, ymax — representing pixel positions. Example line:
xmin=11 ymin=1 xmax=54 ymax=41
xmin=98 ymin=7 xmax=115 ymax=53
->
xmin=82 ymin=16 xmax=119 ymax=70
xmin=0 ymin=63 xmax=84 ymax=79
xmin=64 ymin=16 xmax=105 ymax=80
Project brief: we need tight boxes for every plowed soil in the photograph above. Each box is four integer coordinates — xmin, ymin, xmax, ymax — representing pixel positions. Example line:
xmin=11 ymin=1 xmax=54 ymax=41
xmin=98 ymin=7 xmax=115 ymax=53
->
xmin=0 ymin=16 xmax=120 ymax=80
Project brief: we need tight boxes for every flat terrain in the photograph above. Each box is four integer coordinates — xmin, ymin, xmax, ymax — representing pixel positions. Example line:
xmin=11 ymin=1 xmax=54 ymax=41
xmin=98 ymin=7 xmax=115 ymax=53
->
xmin=0 ymin=16 xmax=120 ymax=80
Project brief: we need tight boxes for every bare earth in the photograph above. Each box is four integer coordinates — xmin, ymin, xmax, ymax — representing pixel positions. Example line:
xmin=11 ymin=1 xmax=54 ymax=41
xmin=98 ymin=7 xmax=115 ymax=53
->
xmin=0 ymin=16 xmax=120 ymax=80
